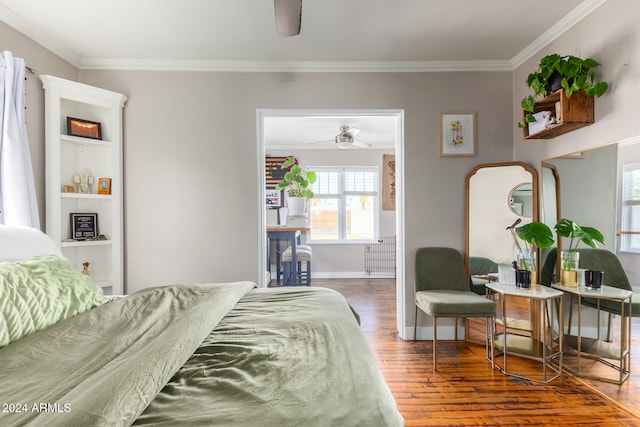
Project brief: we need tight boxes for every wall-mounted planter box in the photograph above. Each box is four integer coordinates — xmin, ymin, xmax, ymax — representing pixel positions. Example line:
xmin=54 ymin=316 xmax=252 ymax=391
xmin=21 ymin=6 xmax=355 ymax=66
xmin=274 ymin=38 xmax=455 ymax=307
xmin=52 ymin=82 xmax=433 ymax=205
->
xmin=522 ymin=89 xmax=594 ymax=140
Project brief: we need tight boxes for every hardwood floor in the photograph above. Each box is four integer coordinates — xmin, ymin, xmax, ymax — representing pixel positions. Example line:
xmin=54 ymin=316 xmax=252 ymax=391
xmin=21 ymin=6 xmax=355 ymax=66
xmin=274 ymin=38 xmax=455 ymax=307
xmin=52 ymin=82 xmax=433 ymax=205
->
xmin=312 ymin=278 xmax=640 ymax=426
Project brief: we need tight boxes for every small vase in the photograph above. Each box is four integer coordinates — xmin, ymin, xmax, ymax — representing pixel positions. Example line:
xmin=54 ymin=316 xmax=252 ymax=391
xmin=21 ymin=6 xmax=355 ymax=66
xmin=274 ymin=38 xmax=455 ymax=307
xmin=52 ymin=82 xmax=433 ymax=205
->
xmin=561 ymin=250 xmax=579 ymax=271
xmin=560 ymin=270 xmax=578 ymax=287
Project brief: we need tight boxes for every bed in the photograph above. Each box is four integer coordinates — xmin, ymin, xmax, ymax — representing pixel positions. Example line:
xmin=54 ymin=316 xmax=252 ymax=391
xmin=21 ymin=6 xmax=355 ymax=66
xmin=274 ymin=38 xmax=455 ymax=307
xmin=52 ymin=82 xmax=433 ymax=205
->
xmin=0 ymin=225 xmax=403 ymax=426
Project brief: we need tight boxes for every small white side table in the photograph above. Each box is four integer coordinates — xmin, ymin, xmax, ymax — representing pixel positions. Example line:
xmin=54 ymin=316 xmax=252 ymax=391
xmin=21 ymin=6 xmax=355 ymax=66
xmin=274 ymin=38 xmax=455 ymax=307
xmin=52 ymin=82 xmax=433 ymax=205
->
xmin=551 ymin=283 xmax=631 ymax=384
xmin=486 ymin=282 xmax=564 ymax=383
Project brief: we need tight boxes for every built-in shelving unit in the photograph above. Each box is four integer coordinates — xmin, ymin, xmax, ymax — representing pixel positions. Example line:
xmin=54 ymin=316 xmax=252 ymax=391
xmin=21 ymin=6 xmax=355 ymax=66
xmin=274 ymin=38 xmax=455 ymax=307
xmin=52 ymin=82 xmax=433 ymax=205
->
xmin=522 ymin=89 xmax=594 ymax=140
xmin=42 ymin=75 xmax=127 ymax=295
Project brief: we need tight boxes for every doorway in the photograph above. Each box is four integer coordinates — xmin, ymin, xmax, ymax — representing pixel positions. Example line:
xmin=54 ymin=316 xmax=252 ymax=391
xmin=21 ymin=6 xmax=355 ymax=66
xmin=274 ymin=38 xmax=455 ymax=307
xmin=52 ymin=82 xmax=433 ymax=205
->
xmin=256 ymin=108 xmax=406 ymax=336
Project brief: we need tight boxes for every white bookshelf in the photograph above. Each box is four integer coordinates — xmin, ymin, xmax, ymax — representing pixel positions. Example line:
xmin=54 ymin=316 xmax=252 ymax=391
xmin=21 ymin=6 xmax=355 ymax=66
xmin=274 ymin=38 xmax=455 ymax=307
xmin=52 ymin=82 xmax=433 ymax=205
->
xmin=42 ymin=75 xmax=127 ymax=295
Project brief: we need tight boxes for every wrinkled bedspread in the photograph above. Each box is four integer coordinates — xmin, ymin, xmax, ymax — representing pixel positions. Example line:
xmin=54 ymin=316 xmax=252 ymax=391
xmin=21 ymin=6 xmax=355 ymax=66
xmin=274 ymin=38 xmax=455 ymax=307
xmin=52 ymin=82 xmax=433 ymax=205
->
xmin=0 ymin=283 xmax=403 ymax=426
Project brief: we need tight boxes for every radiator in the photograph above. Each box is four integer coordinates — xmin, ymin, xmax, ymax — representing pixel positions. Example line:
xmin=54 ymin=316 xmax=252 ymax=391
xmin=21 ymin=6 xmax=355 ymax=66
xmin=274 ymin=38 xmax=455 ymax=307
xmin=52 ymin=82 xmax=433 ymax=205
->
xmin=364 ymin=236 xmax=396 ymax=277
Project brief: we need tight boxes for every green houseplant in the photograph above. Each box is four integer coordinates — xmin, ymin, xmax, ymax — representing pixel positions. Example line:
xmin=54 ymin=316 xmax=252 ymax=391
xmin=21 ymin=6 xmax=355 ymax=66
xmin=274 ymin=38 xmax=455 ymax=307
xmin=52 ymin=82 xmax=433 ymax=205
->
xmin=554 ymin=218 xmax=605 ymax=286
xmin=508 ymin=220 xmax=555 ymax=271
xmin=518 ymin=54 xmax=609 ymax=128
xmin=275 ymin=156 xmax=317 ymax=216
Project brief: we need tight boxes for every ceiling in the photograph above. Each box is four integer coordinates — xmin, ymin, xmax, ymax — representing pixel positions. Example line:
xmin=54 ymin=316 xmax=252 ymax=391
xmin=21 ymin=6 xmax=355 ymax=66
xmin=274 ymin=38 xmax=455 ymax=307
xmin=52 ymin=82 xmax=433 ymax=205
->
xmin=0 ymin=0 xmax=604 ymax=148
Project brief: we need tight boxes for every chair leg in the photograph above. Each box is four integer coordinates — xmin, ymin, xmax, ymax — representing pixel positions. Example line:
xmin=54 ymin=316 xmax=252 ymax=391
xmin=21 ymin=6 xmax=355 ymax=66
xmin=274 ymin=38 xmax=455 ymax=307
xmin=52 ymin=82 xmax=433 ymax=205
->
xmin=454 ymin=318 xmax=459 ymax=341
xmin=433 ymin=317 xmax=438 ymax=371
xmin=414 ymin=305 xmax=418 ymax=341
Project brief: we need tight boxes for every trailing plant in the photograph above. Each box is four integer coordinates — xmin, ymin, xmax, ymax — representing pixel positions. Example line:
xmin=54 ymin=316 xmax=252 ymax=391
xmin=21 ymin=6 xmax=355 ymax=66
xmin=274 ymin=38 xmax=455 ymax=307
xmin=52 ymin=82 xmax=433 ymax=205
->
xmin=518 ymin=54 xmax=609 ymax=128
xmin=554 ymin=218 xmax=605 ymax=271
xmin=275 ymin=156 xmax=317 ymax=199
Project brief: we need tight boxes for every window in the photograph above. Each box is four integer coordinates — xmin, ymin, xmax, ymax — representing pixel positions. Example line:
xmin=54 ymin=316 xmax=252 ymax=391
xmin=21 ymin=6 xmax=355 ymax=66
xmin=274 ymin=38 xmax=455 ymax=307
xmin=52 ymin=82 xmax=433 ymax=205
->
xmin=309 ymin=167 xmax=378 ymax=242
xmin=621 ymin=163 xmax=640 ymax=252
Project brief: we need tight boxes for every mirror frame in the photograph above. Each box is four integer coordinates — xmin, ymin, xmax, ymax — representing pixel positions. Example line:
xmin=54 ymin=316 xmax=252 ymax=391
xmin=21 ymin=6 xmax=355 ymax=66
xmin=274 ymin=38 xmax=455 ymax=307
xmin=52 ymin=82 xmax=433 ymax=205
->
xmin=465 ymin=161 xmax=539 ymax=275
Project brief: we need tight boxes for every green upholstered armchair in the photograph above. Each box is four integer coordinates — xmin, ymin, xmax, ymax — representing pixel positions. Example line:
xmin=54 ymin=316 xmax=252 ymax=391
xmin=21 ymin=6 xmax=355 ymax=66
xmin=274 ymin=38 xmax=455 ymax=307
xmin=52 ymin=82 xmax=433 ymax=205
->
xmin=576 ymin=249 xmax=640 ymax=318
xmin=539 ymin=247 xmax=558 ymax=286
xmin=414 ymin=247 xmax=496 ymax=370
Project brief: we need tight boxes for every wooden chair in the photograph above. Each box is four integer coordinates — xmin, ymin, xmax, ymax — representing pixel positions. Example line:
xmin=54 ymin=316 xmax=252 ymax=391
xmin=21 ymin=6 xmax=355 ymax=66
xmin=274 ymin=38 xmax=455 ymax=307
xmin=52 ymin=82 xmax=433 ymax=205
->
xmin=413 ymin=247 xmax=496 ymax=370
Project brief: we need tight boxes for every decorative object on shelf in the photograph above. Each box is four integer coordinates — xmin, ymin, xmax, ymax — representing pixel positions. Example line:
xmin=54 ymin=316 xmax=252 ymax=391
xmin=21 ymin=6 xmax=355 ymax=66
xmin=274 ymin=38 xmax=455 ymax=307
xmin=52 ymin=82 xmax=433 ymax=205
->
xmin=275 ymin=156 xmax=317 ymax=216
xmin=554 ymin=218 xmax=605 ymax=287
xmin=584 ymin=269 xmax=604 ymax=290
xmin=265 ymin=188 xmax=283 ymax=207
xmin=97 ymin=178 xmax=112 ymax=195
xmin=74 ymin=172 xmax=95 ymax=194
xmin=382 ymin=154 xmax=396 ymax=211
xmin=439 ymin=112 xmax=476 ymax=157
xmin=518 ymin=54 xmax=609 ymax=129
xmin=63 ymin=184 xmax=76 ymax=193
xmin=70 ymin=213 xmax=98 ymax=241
xmin=81 ymin=261 xmax=90 ymax=276
xmin=507 ymin=219 xmax=554 ymax=285
xmin=67 ymin=116 xmax=102 ymax=140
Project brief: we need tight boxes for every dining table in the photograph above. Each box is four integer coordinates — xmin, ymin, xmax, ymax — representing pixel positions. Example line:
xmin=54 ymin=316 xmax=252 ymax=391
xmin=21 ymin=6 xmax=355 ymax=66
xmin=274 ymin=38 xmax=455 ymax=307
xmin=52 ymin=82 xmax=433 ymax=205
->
xmin=266 ymin=226 xmax=310 ymax=285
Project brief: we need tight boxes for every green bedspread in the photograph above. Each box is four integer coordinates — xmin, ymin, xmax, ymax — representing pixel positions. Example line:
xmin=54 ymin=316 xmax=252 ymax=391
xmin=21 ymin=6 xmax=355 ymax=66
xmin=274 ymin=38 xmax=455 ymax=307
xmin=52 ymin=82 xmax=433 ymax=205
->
xmin=0 ymin=283 xmax=403 ymax=427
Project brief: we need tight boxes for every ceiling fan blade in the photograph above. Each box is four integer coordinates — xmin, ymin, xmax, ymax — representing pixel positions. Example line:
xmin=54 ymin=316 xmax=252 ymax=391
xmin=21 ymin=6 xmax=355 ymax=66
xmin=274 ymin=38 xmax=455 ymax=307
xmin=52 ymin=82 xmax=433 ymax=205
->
xmin=348 ymin=127 xmax=360 ymax=137
xmin=352 ymin=139 xmax=372 ymax=148
xmin=274 ymin=0 xmax=302 ymax=37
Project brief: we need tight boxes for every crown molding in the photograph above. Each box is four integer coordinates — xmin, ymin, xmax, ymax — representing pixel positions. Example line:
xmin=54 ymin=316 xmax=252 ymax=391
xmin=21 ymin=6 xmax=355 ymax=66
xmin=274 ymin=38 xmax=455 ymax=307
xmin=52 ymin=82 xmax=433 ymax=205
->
xmin=511 ymin=0 xmax=608 ymax=69
xmin=3 ymin=0 xmax=607 ymax=73
xmin=79 ymin=58 xmax=513 ymax=73
xmin=0 ymin=3 xmax=80 ymax=67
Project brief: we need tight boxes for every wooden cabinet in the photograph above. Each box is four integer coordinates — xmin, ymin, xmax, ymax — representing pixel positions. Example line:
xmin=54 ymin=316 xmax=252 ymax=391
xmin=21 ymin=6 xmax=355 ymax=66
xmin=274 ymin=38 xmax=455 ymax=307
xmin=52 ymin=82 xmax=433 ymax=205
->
xmin=42 ymin=75 xmax=127 ymax=295
xmin=522 ymin=89 xmax=594 ymax=139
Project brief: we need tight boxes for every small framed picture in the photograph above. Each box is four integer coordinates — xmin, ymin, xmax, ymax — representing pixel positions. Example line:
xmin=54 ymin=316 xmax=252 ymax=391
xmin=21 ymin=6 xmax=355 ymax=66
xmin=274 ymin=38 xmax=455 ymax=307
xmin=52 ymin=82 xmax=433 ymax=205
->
xmin=439 ymin=112 xmax=476 ymax=157
xmin=67 ymin=116 xmax=102 ymax=140
xmin=265 ymin=188 xmax=283 ymax=207
xmin=97 ymin=178 xmax=112 ymax=195
xmin=70 ymin=213 xmax=98 ymax=240
xmin=63 ymin=184 xmax=76 ymax=193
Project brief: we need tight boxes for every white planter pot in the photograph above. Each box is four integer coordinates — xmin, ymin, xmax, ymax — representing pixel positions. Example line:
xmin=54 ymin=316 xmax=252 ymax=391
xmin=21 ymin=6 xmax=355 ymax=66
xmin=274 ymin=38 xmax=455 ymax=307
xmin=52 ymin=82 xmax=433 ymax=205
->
xmin=287 ymin=196 xmax=307 ymax=216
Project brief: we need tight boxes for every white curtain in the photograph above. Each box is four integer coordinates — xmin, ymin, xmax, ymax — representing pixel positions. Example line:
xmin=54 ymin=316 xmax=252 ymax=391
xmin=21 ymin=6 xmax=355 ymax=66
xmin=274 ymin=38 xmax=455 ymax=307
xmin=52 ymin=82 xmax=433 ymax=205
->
xmin=0 ymin=51 xmax=40 ymax=228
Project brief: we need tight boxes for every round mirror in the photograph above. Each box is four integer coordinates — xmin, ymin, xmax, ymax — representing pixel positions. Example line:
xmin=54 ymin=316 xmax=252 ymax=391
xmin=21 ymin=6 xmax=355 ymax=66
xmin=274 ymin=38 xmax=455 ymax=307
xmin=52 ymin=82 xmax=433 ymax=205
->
xmin=508 ymin=183 xmax=533 ymax=217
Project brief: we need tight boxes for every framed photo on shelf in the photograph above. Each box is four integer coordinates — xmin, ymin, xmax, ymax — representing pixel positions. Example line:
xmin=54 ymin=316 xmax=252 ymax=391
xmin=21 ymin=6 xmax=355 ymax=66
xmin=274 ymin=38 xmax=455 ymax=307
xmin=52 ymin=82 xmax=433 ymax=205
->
xmin=70 ymin=213 xmax=98 ymax=240
xmin=265 ymin=188 xmax=283 ymax=207
xmin=67 ymin=116 xmax=102 ymax=140
xmin=98 ymin=178 xmax=112 ymax=195
xmin=439 ymin=112 xmax=476 ymax=157
xmin=63 ymin=184 xmax=76 ymax=193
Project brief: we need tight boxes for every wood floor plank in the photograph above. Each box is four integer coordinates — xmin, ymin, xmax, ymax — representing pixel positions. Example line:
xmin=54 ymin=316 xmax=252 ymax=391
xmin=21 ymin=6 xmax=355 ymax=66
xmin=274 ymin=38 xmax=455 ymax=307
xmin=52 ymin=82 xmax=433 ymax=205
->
xmin=311 ymin=278 xmax=640 ymax=426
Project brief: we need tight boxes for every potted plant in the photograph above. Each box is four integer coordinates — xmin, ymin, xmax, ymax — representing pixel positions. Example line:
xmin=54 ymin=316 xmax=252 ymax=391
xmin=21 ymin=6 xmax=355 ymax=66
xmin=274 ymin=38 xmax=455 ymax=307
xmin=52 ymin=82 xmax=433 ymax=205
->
xmin=554 ymin=218 xmax=605 ymax=286
xmin=518 ymin=54 xmax=609 ymax=128
xmin=275 ymin=156 xmax=317 ymax=216
xmin=507 ymin=220 xmax=555 ymax=286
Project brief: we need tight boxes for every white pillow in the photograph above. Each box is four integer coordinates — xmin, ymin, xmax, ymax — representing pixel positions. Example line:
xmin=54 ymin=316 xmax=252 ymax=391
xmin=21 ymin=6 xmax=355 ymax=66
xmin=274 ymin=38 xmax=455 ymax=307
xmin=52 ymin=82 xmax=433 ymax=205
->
xmin=0 ymin=225 xmax=65 ymax=262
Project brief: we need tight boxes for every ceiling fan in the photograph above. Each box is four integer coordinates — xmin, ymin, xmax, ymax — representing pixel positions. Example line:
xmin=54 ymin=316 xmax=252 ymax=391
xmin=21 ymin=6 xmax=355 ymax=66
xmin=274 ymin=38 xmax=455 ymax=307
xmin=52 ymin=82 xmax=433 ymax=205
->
xmin=310 ymin=126 xmax=373 ymax=150
xmin=274 ymin=0 xmax=302 ymax=37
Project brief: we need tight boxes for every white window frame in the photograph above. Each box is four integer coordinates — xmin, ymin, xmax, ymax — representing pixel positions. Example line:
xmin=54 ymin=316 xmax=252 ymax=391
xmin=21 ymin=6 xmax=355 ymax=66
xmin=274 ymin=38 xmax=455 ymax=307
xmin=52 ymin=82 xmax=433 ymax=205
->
xmin=620 ymin=163 xmax=640 ymax=253
xmin=309 ymin=166 xmax=379 ymax=243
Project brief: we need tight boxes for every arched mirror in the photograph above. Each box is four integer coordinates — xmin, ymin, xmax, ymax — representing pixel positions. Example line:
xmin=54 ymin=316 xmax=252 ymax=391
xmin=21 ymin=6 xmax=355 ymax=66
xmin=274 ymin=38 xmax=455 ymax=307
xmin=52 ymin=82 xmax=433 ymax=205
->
xmin=465 ymin=162 xmax=538 ymax=291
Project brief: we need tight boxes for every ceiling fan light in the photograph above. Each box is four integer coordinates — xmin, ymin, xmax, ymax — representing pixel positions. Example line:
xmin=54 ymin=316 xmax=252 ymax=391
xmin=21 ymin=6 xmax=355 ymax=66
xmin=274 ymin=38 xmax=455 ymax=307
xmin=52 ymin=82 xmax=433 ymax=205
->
xmin=336 ymin=141 xmax=352 ymax=149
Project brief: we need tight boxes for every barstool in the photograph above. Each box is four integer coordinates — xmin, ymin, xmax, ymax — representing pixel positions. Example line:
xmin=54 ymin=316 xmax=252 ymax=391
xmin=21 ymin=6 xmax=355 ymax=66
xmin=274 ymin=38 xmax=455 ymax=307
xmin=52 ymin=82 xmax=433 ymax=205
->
xmin=282 ymin=246 xmax=312 ymax=286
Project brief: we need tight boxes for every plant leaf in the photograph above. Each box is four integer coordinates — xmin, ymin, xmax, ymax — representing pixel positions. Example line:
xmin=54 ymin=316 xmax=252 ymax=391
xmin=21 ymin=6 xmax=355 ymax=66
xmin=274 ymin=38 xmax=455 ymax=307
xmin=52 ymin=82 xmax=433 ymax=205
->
xmin=579 ymin=226 xmax=605 ymax=248
xmin=517 ymin=222 xmax=555 ymax=249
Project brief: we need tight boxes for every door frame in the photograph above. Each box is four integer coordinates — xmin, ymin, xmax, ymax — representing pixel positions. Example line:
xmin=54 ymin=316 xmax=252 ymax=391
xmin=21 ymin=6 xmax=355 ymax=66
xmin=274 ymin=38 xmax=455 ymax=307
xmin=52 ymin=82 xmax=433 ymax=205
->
xmin=256 ymin=108 xmax=406 ymax=337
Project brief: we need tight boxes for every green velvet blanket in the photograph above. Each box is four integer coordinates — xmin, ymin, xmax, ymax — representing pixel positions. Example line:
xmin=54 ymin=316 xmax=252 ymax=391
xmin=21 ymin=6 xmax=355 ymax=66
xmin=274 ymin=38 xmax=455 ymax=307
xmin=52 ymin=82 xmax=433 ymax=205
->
xmin=0 ymin=283 xmax=402 ymax=427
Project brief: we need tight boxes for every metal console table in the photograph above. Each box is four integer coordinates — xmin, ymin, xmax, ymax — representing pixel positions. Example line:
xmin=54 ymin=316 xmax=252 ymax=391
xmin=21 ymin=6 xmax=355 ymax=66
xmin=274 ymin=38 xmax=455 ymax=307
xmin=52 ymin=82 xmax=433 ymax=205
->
xmin=486 ymin=282 xmax=564 ymax=383
xmin=551 ymin=283 xmax=631 ymax=384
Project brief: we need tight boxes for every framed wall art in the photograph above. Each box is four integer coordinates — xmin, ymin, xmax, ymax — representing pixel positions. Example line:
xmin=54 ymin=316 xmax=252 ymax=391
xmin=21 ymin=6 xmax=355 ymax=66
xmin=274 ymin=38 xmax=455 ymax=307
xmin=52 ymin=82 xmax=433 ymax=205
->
xmin=382 ymin=154 xmax=396 ymax=211
xmin=439 ymin=112 xmax=476 ymax=157
xmin=67 ymin=116 xmax=102 ymax=140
